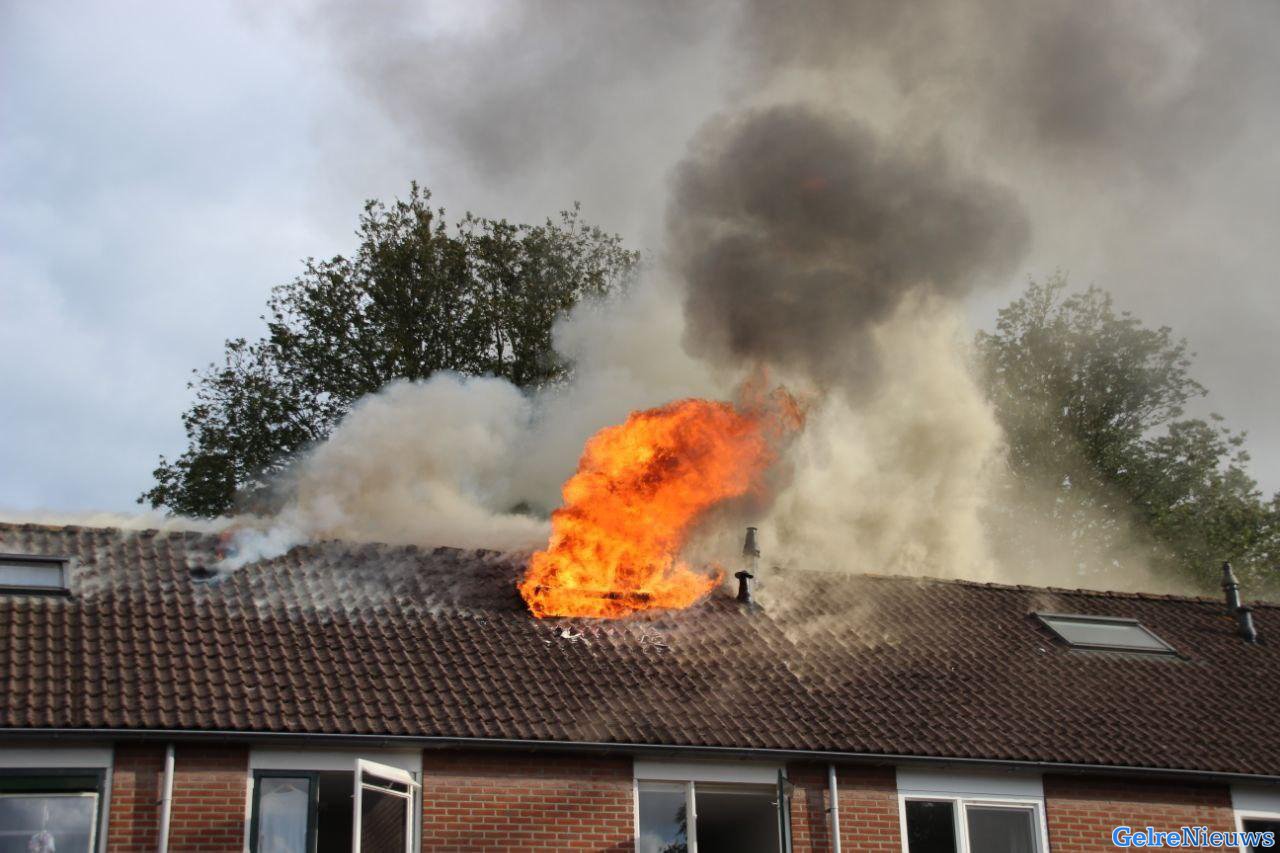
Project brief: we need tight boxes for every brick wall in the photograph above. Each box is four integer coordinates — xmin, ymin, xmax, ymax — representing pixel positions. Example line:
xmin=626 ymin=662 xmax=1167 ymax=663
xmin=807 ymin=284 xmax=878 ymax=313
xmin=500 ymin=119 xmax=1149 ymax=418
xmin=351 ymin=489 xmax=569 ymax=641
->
xmin=107 ymin=743 xmax=248 ymax=852
xmin=107 ymin=743 xmax=164 ymax=851
xmin=421 ymin=750 xmax=634 ymax=852
xmin=787 ymin=762 xmax=901 ymax=852
xmin=1044 ymin=774 xmax=1236 ymax=852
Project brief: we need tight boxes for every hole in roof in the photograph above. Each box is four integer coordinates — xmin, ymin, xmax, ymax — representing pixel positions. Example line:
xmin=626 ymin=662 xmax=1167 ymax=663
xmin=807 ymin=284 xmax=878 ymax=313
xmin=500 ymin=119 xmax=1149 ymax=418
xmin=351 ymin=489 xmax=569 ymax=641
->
xmin=0 ymin=554 xmax=71 ymax=595
xmin=1035 ymin=612 xmax=1176 ymax=654
xmin=189 ymin=565 xmax=218 ymax=582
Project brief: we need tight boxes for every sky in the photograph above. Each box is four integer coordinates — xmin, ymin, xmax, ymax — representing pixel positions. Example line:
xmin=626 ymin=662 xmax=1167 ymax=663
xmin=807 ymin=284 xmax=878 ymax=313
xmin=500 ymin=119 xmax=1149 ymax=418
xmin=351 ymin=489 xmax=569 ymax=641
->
xmin=2 ymin=0 xmax=1278 ymax=516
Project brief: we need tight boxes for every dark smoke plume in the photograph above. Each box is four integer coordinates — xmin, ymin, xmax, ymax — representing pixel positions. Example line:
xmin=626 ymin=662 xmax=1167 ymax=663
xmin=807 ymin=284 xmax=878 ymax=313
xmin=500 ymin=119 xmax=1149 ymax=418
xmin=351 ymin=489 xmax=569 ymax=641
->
xmin=668 ymin=106 xmax=1029 ymax=386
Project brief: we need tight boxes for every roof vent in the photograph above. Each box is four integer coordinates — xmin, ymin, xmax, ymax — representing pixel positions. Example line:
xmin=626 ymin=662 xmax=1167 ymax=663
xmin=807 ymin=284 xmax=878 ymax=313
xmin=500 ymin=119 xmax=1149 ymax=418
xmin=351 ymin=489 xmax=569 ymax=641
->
xmin=1222 ymin=561 xmax=1242 ymax=615
xmin=1222 ymin=561 xmax=1261 ymax=644
xmin=0 ymin=554 xmax=71 ymax=595
xmin=736 ymin=526 xmax=760 ymax=606
xmin=1237 ymin=605 xmax=1259 ymax=644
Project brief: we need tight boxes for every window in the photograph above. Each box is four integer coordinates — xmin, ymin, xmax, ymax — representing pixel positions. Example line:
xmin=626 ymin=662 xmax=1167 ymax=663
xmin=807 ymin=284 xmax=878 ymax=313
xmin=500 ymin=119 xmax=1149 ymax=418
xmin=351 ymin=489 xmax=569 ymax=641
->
xmin=1234 ymin=785 xmax=1280 ymax=852
xmin=898 ymin=770 xmax=1048 ymax=853
xmin=0 ymin=555 xmax=69 ymax=595
xmin=0 ymin=773 xmax=102 ymax=853
xmin=635 ymin=761 xmax=789 ymax=853
xmin=249 ymin=752 xmax=419 ymax=853
xmin=1035 ymin=612 xmax=1175 ymax=653
xmin=1242 ymin=819 xmax=1280 ymax=852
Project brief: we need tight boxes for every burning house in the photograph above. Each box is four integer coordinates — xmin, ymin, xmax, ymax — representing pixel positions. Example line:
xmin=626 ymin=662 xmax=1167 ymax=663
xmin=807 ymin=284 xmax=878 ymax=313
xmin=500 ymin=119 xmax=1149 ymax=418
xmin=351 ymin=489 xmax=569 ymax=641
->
xmin=1 ymin=519 xmax=1278 ymax=852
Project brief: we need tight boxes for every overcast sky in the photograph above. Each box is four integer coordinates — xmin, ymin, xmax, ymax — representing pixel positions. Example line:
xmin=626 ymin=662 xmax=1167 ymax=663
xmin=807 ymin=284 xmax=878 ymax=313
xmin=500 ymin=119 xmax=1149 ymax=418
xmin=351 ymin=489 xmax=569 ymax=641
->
xmin=2 ymin=1 xmax=1278 ymax=515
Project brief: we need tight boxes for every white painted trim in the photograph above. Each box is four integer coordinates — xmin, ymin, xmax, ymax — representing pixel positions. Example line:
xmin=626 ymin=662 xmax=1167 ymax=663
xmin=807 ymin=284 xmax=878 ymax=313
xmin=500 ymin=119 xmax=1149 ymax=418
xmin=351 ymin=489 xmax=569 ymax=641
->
xmin=896 ymin=768 xmax=1044 ymax=799
xmin=1232 ymin=786 xmax=1280 ymax=853
xmin=0 ymin=745 xmax=112 ymax=768
xmin=896 ymin=768 xmax=1049 ymax=853
xmin=248 ymin=748 xmax=421 ymax=775
xmin=0 ymin=745 xmax=113 ymax=852
xmin=633 ymin=759 xmax=781 ymax=785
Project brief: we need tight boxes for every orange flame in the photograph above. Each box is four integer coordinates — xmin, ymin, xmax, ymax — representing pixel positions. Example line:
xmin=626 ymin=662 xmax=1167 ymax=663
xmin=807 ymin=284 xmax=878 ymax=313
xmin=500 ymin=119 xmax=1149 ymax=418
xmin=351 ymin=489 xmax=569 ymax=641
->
xmin=519 ymin=387 xmax=802 ymax=619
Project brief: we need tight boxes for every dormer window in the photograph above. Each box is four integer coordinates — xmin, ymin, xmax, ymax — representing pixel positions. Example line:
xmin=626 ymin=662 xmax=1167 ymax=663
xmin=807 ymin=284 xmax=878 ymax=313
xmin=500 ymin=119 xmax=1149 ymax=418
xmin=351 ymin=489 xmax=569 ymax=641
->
xmin=0 ymin=554 xmax=71 ymax=595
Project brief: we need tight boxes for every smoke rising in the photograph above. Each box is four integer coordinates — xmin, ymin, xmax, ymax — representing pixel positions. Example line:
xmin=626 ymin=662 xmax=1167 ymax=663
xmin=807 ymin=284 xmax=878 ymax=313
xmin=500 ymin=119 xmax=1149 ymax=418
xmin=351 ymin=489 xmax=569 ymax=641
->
xmin=29 ymin=0 xmax=1272 ymax=599
xmin=669 ymin=105 xmax=1029 ymax=387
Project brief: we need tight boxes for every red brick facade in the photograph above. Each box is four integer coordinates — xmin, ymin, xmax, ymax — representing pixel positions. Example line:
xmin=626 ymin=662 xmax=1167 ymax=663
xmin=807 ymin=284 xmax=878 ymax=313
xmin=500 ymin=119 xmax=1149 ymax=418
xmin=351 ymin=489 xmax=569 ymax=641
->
xmin=107 ymin=744 xmax=164 ymax=851
xmin=1043 ymin=775 xmax=1237 ymax=852
xmin=73 ymin=744 xmax=1269 ymax=851
xmin=106 ymin=743 xmax=247 ymax=852
xmin=420 ymin=750 xmax=634 ymax=852
xmin=788 ymin=762 xmax=901 ymax=852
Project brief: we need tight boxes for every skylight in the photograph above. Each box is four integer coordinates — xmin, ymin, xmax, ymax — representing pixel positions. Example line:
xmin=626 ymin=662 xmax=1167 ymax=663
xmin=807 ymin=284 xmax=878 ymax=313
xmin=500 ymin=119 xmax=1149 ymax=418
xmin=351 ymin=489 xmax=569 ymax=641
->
xmin=0 ymin=554 xmax=70 ymax=594
xmin=1035 ymin=612 xmax=1175 ymax=654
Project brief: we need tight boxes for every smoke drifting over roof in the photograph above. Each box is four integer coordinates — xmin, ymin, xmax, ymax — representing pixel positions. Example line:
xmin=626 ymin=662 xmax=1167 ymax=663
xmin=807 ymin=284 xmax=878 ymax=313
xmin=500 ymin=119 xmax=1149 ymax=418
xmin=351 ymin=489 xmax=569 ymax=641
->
xmin=183 ymin=0 xmax=1280 ymax=593
xmin=669 ymin=105 xmax=1029 ymax=386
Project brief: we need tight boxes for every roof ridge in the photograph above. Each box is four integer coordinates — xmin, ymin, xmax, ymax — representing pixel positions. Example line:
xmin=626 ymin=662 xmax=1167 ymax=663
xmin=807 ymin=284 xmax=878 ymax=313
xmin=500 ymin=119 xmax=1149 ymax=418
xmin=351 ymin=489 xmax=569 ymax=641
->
xmin=776 ymin=566 xmax=1277 ymax=607
xmin=4 ymin=520 xmax=1273 ymax=608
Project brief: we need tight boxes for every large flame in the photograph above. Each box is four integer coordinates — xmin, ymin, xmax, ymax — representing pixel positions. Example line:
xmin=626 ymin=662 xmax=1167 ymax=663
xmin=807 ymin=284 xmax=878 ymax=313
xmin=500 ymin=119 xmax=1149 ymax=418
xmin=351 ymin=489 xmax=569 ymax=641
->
xmin=519 ymin=387 xmax=802 ymax=619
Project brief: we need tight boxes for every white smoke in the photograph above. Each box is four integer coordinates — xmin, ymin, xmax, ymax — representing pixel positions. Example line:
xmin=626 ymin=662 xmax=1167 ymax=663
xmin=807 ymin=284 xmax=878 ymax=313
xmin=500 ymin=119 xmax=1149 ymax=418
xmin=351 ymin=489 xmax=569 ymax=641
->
xmin=215 ymin=273 xmax=727 ymax=568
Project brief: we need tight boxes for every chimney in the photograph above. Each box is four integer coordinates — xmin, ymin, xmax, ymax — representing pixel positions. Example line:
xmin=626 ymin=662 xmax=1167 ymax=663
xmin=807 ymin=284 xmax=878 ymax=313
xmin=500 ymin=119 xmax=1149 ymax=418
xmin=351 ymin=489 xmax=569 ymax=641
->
xmin=1237 ymin=605 xmax=1259 ymax=644
xmin=736 ymin=526 xmax=760 ymax=606
xmin=1221 ymin=561 xmax=1242 ymax=615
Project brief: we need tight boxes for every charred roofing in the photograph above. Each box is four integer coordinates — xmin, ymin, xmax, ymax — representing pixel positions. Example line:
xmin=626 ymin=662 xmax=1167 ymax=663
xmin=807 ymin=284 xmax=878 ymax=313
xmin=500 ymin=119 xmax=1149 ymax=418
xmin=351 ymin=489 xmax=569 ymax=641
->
xmin=1 ymin=521 xmax=1277 ymax=778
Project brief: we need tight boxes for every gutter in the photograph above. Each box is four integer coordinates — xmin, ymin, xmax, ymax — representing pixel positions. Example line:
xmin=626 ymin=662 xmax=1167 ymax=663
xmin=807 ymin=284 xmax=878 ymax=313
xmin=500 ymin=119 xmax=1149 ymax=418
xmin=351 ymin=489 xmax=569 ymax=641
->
xmin=3 ymin=728 xmax=1279 ymax=787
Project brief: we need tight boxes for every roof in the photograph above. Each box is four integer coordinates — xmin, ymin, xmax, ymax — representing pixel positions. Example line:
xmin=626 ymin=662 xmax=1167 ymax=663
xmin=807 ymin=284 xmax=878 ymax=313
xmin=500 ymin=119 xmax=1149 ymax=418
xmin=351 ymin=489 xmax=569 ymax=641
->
xmin=2 ymin=521 xmax=1278 ymax=778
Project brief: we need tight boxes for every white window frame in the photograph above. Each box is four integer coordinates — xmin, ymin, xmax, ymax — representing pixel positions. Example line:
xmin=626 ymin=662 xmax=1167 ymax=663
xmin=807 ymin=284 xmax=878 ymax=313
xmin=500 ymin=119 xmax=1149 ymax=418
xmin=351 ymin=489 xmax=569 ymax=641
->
xmin=246 ymin=748 xmax=422 ymax=853
xmin=0 ymin=745 xmax=113 ymax=853
xmin=1232 ymin=786 xmax=1280 ymax=853
xmin=633 ymin=760 xmax=785 ymax=853
xmin=352 ymin=759 xmax=418 ymax=853
xmin=896 ymin=769 xmax=1050 ymax=853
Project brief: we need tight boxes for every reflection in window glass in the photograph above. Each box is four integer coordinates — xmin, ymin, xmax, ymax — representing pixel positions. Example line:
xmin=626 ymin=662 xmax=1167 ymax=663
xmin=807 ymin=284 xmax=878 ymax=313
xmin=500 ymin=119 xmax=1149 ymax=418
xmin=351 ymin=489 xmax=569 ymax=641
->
xmin=695 ymin=785 xmax=780 ymax=853
xmin=1244 ymin=819 xmax=1280 ymax=852
xmin=256 ymin=777 xmax=311 ymax=853
xmin=905 ymin=800 xmax=957 ymax=853
xmin=637 ymin=782 xmax=688 ymax=853
xmin=966 ymin=805 xmax=1036 ymax=853
xmin=359 ymin=787 xmax=408 ymax=853
xmin=0 ymin=794 xmax=97 ymax=853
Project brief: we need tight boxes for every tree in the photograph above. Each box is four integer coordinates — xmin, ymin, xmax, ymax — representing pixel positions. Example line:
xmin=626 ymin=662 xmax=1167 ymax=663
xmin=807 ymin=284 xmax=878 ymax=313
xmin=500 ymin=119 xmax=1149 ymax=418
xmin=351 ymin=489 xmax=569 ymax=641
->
xmin=141 ymin=184 xmax=638 ymax=517
xmin=977 ymin=275 xmax=1280 ymax=594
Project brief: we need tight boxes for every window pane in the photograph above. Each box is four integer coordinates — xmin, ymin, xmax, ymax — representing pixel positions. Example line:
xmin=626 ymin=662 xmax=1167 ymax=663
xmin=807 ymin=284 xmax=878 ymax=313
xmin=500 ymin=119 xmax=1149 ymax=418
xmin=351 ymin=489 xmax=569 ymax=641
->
xmin=0 ymin=561 xmax=64 ymax=590
xmin=1243 ymin=819 xmax=1280 ymax=852
xmin=694 ymin=785 xmax=780 ymax=853
xmin=1039 ymin=615 xmax=1170 ymax=651
xmin=359 ymin=788 xmax=408 ymax=853
xmin=638 ymin=782 xmax=688 ymax=853
xmin=905 ymin=800 xmax=957 ymax=853
xmin=0 ymin=794 xmax=97 ymax=853
xmin=966 ymin=805 xmax=1037 ymax=853
xmin=256 ymin=777 xmax=311 ymax=853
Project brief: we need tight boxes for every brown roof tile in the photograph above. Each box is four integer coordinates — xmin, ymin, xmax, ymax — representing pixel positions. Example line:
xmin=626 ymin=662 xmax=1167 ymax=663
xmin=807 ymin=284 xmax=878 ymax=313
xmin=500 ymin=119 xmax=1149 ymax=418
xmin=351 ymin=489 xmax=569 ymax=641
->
xmin=1 ymin=521 xmax=1278 ymax=776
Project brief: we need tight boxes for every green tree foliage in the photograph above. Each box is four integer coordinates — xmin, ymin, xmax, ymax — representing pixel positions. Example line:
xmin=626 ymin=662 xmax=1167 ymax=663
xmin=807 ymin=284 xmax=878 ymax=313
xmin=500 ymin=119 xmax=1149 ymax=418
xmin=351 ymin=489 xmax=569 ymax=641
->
xmin=977 ymin=275 xmax=1279 ymax=594
xmin=142 ymin=184 xmax=638 ymax=517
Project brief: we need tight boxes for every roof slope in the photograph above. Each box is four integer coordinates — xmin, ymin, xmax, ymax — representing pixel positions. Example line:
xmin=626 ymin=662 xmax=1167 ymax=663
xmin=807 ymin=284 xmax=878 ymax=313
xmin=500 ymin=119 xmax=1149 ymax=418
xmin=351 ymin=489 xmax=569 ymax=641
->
xmin=2 ymin=521 xmax=1278 ymax=777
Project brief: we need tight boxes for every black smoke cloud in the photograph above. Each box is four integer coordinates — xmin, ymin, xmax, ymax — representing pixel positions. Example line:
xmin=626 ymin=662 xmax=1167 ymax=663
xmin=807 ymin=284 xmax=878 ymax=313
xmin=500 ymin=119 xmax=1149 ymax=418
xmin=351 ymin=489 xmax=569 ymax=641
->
xmin=668 ymin=106 xmax=1029 ymax=386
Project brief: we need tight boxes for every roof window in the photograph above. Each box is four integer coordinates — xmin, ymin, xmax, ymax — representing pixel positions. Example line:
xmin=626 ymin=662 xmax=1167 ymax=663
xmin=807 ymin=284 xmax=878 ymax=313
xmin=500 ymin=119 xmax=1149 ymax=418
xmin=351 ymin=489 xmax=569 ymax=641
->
xmin=0 ymin=554 xmax=71 ymax=595
xmin=1035 ymin=612 xmax=1175 ymax=654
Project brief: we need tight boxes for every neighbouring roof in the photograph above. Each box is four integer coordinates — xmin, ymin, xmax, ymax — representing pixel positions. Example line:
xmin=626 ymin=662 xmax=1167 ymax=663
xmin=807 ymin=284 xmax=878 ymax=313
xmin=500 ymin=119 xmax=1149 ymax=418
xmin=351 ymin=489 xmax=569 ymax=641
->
xmin=1 ymin=521 xmax=1278 ymax=777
